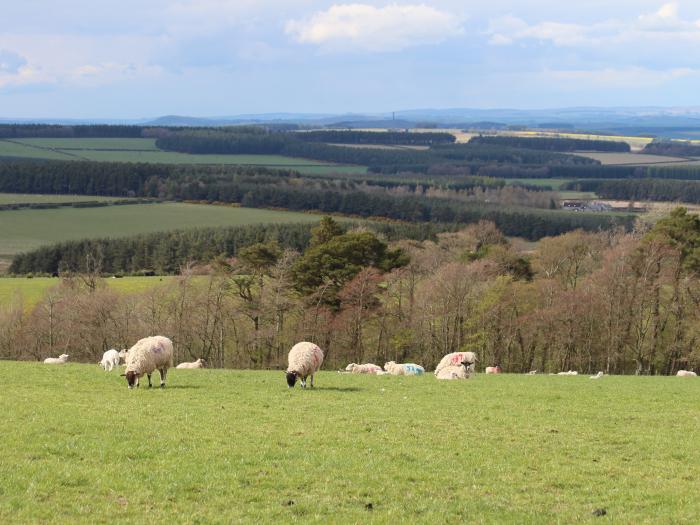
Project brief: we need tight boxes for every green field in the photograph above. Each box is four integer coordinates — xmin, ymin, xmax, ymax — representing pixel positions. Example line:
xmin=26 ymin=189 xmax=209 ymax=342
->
xmin=505 ymin=178 xmax=573 ymax=189
xmin=1 ymin=364 xmax=699 ymax=523
xmin=0 ymin=138 xmax=368 ymax=175
xmin=0 ymin=276 xmax=176 ymax=306
xmin=0 ymin=203 xmax=319 ymax=260
xmin=0 ymin=193 xmax=122 ymax=205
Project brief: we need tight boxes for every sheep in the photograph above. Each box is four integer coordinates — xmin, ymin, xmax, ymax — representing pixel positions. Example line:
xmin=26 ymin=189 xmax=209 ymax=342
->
xmin=43 ymin=354 xmax=69 ymax=364
xmin=528 ymin=370 xmax=538 ymax=375
xmin=383 ymin=361 xmax=425 ymax=376
xmin=118 ymin=349 xmax=128 ymax=362
xmin=676 ymin=370 xmax=697 ymax=377
xmin=557 ymin=370 xmax=579 ymax=376
xmin=99 ymin=349 xmax=120 ymax=371
xmin=176 ymin=358 xmax=206 ymax=369
xmin=286 ymin=342 xmax=324 ymax=388
xmin=590 ymin=371 xmax=604 ymax=379
xmin=436 ymin=363 xmax=471 ymax=380
xmin=485 ymin=366 xmax=502 ymax=374
xmin=122 ymin=336 xmax=173 ymax=389
xmin=434 ymin=352 xmax=477 ymax=376
xmin=345 ymin=363 xmax=383 ymax=374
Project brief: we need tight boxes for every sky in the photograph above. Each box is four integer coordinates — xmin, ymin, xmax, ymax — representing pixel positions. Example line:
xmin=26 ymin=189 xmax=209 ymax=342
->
xmin=1 ymin=0 xmax=700 ymax=118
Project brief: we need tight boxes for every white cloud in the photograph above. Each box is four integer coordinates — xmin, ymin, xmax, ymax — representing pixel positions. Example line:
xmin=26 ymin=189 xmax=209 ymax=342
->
xmin=285 ymin=3 xmax=464 ymax=52
xmin=544 ymin=66 xmax=700 ymax=89
xmin=487 ymin=2 xmax=700 ymax=47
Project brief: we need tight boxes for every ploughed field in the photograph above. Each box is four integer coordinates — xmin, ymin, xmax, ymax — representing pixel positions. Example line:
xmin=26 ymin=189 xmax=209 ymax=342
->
xmin=1 ymin=363 xmax=699 ymax=523
xmin=0 ymin=138 xmax=367 ymax=174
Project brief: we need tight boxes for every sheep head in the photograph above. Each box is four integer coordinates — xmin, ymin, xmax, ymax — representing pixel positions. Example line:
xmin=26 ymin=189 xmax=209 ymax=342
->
xmin=123 ymin=370 xmax=140 ymax=389
xmin=286 ymin=371 xmax=298 ymax=388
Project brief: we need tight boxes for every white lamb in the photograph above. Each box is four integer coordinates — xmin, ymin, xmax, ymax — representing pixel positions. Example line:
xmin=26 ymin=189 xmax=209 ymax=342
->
xmin=436 ymin=363 xmax=471 ymax=380
xmin=384 ymin=361 xmax=425 ymax=376
xmin=590 ymin=371 xmax=604 ymax=379
xmin=286 ymin=341 xmax=324 ymax=388
xmin=434 ymin=352 xmax=477 ymax=376
xmin=122 ymin=336 xmax=174 ymax=389
xmin=176 ymin=358 xmax=206 ymax=369
xmin=676 ymin=370 xmax=697 ymax=377
xmin=99 ymin=349 xmax=120 ymax=371
xmin=557 ymin=370 xmax=579 ymax=376
xmin=345 ymin=363 xmax=383 ymax=374
xmin=43 ymin=354 xmax=69 ymax=364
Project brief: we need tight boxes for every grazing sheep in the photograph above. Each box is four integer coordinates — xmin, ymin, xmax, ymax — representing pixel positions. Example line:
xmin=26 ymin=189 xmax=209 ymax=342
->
xmin=676 ymin=370 xmax=697 ymax=377
xmin=383 ymin=361 xmax=425 ymax=376
xmin=557 ymin=370 xmax=579 ymax=376
xmin=528 ymin=370 xmax=538 ymax=375
xmin=485 ymin=366 xmax=502 ymax=374
xmin=436 ymin=363 xmax=471 ymax=380
xmin=43 ymin=354 xmax=69 ymax=365
xmin=286 ymin=342 xmax=324 ymax=388
xmin=590 ymin=371 xmax=604 ymax=379
xmin=434 ymin=352 xmax=477 ymax=376
xmin=345 ymin=363 xmax=383 ymax=374
xmin=176 ymin=358 xmax=206 ymax=369
xmin=99 ymin=349 xmax=120 ymax=371
xmin=122 ymin=336 xmax=173 ymax=389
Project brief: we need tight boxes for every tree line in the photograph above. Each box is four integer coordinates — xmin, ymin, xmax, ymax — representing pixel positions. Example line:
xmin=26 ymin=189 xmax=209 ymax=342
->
xmin=564 ymin=179 xmax=700 ymax=204
xmin=2 ymin=211 xmax=698 ymax=376
xmin=469 ymin=135 xmax=631 ymax=152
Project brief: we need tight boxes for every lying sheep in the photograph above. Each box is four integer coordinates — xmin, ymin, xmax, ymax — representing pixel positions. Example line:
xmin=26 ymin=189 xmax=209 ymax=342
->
xmin=590 ymin=371 xmax=604 ymax=379
xmin=44 ymin=354 xmax=69 ymax=364
xmin=485 ymin=366 xmax=502 ymax=374
xmin=384 ymin=361 xmax=425 ymax=376
xmin=122 ymin=336 xmax=173 ymax=389
xmin=286 ymin=342 xmax=324 ymax=388
xmin=176 ymin=358 xmax=206 ymax=369
xmin=345 ymin=363 xmax=383 ymax=374
xmin=557 ymin=370 xmax=579 ymax=376
xmin=99 ymin=349 xmax=120 ymax=371
xmin=436 ymin=363 xmax=471 ymax=380
xmin=434 ymin=352 xmax=476 ymax=376
xmin=676 ymin=370 xmax=697 ymax=377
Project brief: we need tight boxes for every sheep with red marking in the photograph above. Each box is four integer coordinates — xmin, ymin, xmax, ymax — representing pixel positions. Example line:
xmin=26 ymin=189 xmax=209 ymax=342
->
xmin=434 ymin=352 xmax=476 ymax=376
xmin=122 ymin=336 xmax=173 ymax=389
xmin=345 ymin=363 xmax=383 ymax=374
xmin=485 ymin=366 xmax=502 ymax=374
xmin=286 ymin=342 xmax=324 ymax=388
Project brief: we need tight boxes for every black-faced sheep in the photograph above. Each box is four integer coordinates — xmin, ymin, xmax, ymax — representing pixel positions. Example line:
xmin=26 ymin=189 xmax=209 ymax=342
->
xmin=434 ymin=352 xmax=476 ymax=376
xmin=286 ymin=342 xmax=324 ymax=388
xmin=122 ymin=336 xmax=173 ymax=389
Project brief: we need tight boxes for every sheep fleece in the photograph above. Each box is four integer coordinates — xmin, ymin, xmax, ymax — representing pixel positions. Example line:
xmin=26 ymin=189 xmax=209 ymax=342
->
xmin=287 ymin=342 xmax=324 ymax=377
xmin=125 ymin=336 xmax=174 ymax=376
xmin=434 ymin=352 xmax=476 ymax=375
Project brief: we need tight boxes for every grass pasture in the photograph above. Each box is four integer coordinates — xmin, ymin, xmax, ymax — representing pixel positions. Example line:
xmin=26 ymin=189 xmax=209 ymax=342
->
xmin=0 ymin=193 xmax=121 ymax=205
xmin=0 ymin=276 xmax=176 ymax=307
xmin=0 ymin=203 xmax=319 ymax=261
xmin=1 ymin=364 xmax=699 ymax=523
xmin=0 ymin=138 xmax=367 ymax=175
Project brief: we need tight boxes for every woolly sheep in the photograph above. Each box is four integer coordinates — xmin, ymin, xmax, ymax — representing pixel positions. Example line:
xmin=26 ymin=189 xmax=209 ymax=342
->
xmin=590 ymin=371 xmax=604 ymax=379
xmin=345 ymin=363 xmax=383 ymax=374
xmin=43 ymin=354 xmax=69 ymax=365
xmin=485 ymin=366 xmax=502 ymax=374
xmin=286 ymin=342 xmax=324 ymax=388
xmin=676 ymin=370 xmax=697 ymax=377
xmin=118 ymin=349 xmax=128 ymax=362
xmin=176 ymin=358 xmax=206 ymax=369
xmin=528 ymin=370 xmax=538 ymax=375
xmin=436 ymin=363 xmax=471 ymax=380
xmin=122 ymin=336 xmax=173 ymax=389
xmin=99 ymin=349 xmax=120 ymax=371
xmin=557 ymin=370 xmax=579 ymax=376
xmin=383 ymin=361 xmax=425 ymax=376
xmin=434 ymin=352 xmax=476 ymax=376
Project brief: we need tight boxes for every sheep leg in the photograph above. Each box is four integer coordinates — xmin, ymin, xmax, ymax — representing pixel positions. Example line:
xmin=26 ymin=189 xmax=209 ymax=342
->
xmin=159 ymin=368 xmax=167 ymax=388
xmin=310 ymin=374 xmax=315 ymax=388
xmin=147 ymin=373 xmax=153 ymax=388
xmin=300 ymin=376 xmax=307 ymax=388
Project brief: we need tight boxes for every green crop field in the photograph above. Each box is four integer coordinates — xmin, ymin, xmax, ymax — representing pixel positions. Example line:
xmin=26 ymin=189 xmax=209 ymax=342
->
xmin=0 ymin=203 xmax=319 ymax=260
xmin=505 ymin=178 xmax=573 ymax=189
xmin=0 ymin=138 xmax=368 ymax=175
xmin=0 ymin=193 xmax=122 ymax=205
xmin=1 ymin=364 xmax=699 ymax=523
xmin=0 ymin=276 xmax=176 ymax=307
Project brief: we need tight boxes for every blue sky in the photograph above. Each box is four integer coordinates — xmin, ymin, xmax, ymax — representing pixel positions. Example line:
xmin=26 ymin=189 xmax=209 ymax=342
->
xmin=1 ymin=1 xmax=700 ymax=118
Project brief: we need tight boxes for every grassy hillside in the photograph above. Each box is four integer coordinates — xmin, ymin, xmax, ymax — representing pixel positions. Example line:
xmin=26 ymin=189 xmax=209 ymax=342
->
xmin=1 ymin=364 xmax=699 ymax=523
xmin=0 ymin=138 xmax=367 ymax=174
xmin=0 ymin=193 xmax=122 ymax=205
xmin=0 ymin=203 xmax=319 ymax=260
xmin=0 ymin=276 xmax=176 ymax=306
